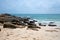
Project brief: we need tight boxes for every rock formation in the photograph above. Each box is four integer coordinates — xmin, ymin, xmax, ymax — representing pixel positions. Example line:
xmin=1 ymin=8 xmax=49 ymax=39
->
xmin=0 ymin=13 xmax=41 ymax=29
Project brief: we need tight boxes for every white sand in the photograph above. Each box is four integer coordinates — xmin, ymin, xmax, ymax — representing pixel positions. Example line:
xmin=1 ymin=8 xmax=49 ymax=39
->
xmin=0 ymin=26 xmax=60 ymax=40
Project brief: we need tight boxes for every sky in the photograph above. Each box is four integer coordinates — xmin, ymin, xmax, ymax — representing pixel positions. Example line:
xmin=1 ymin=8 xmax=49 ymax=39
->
xmin=0 ymin=0 xmax=60 ymax=14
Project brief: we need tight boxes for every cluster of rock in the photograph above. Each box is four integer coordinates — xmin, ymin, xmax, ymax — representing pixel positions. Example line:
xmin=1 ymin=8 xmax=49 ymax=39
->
xmin=0 ymin=13 xmax=41 ymax=29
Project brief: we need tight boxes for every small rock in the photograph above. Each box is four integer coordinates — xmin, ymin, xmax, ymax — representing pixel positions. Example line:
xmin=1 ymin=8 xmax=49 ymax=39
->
xmin=0 ymin=28 xmax=1 ymax=31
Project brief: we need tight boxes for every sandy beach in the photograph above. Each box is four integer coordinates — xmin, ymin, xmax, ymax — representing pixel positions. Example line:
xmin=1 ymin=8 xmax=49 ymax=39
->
xmin=0 ymin=25 xmax=60 ymax=40
xmin=0 ymin=0 xmax=60 ymax=40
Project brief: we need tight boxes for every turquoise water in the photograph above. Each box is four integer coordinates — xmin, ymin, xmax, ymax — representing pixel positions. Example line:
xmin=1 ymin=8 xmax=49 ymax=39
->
xmin=12 ymin=14 xmax=60 ymax=21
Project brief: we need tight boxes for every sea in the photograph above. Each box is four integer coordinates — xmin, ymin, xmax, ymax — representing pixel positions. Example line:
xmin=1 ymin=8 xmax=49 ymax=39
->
xmin=12 ymin=14 xmax=60 ymax=26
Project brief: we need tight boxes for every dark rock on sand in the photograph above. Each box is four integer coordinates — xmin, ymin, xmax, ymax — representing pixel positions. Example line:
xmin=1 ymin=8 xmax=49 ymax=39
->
xmin=0 ymin=20 xmax=4 ymax=24
xmin=28 ymin=25 xmax=41 ymax=29
xmin=48 ymin=22 xmax=57 ymax=26
xmin=39 ymin=23 xmax=46 ymax=26
xmin=3 ymin=22 xmax=16 ymax=28
xmin=48 ymin=24 xmax=56 ymax=26
xmin=3 ymin=22 xmax=26 ymax=28
xmin=28 ymin=21 xmax=41 ymax=29
xmin=0 ymin=28 xmax=1 ymax=31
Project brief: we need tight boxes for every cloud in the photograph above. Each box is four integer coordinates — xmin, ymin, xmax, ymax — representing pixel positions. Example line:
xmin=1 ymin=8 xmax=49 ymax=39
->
xmin=0 ymin=0 xmax=60 ymax=14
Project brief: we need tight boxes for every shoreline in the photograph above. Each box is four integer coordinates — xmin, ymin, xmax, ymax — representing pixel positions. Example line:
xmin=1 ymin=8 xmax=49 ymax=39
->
xmin=0 ymin=13 xmax=59 ymax=28
xmin=0 ymin=13 xmax=60 ymax=40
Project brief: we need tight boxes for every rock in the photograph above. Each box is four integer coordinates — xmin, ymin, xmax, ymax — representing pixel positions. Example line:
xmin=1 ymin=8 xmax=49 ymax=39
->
xmin=28 ymin=25 xmax=41 ymax=29
xmin=12 ymin=21 xmax=27 ymax=26
xmin=33 ymin=20 xmax=37 ymax=22
xmin=0 ymin=29 xmax=1 ymax=31
xmin=0 ymin=13 xmax=22 ymax=24
xmin=0 ymin=13 xmax=29 ymax=24
xmin=22 ymin=17 xmax=30 ymax=23
xmin=39 ymin=23 xmax=46 ymax=26
xmin=0 ymin=13 xmax=12 ymax=17
xmin=28 ymin=21 xmax=41 ymax=29
xmin=0 ymin=13 xmax=41 ymax=29
xmin=48 ymin=24 xmax=56 ymax=26
xmin=3 ymin=22 xmax=26 ymax=28
xmin=3 ymin=22 xmax=16 ymax=28
xmin=48 ymin=22 xmax=57 ymax=26
xmin=1 ymin=13 xmax=12 ymax=16
xmin=0 ymin=20 xmax=4 ymax=24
